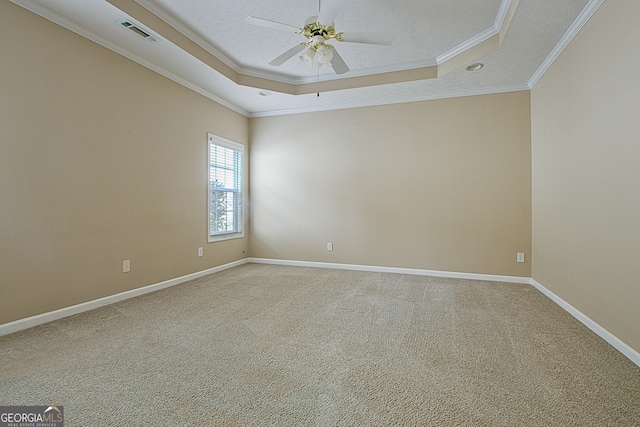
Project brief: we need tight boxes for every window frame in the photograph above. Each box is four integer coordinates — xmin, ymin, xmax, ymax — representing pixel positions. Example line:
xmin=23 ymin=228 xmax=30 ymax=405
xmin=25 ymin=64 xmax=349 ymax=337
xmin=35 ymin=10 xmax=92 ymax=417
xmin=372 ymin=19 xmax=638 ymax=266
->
xmin=207 ymin=133 xmax=244 ymax=242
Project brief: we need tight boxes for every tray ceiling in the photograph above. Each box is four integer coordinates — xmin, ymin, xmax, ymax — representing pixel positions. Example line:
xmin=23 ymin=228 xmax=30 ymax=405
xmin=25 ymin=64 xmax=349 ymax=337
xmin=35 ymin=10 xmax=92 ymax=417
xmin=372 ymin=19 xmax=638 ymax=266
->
xmin=11 ymin=0 xmax=599 ymax=117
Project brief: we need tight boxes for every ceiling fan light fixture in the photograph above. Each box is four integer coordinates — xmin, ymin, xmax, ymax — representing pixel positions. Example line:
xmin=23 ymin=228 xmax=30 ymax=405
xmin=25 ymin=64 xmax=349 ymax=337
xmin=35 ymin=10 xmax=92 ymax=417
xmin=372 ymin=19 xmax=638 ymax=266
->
xmin=316 ymin=44 xmax=333 ymax=64
xmin=246 ymin=0 xmax=393 ymax=76
xmin=299 ymin=48 xmax=315 ymax=67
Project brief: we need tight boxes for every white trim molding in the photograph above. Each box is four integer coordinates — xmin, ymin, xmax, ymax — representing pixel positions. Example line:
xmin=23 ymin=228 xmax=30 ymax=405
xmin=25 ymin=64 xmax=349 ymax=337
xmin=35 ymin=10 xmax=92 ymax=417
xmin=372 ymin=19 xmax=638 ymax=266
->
xmin=0 ymin=259 xmax=249 ymax=337
xmin=528 ymin=0 xmax=604 ymax=89
xmin=248 ymin=83 xmax=530 ymax=118
xmin=530 ymin=278 xmax=640 ymax=368
xmin=250 ymin=258 xmax=640 ymax=368
xmin=2 ymin=257 xmax=638 ymax=369
xmin=9 ymin=0 xmax=249 ymax=117
xmin=248 ymin=257 xmax=531 ymax=284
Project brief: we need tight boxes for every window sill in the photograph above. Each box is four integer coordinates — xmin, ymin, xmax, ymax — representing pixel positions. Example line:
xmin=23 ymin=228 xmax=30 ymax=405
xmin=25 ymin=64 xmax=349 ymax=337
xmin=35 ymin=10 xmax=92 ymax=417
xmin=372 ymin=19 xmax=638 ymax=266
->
xmin=208 ymin=232 xmax=244 ymax=243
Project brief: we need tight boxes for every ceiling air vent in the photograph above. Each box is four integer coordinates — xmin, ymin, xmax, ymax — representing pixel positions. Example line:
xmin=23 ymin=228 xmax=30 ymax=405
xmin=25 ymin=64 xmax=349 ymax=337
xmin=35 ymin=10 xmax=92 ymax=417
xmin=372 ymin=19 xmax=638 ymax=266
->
xmin=120 ymin=20 xmax=158 ymax=42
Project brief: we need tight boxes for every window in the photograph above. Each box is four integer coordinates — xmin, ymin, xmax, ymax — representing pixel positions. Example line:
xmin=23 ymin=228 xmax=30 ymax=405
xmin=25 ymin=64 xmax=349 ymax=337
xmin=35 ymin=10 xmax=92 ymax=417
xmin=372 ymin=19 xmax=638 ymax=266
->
xmin=208 ymin=134 xmax=244 ymax=241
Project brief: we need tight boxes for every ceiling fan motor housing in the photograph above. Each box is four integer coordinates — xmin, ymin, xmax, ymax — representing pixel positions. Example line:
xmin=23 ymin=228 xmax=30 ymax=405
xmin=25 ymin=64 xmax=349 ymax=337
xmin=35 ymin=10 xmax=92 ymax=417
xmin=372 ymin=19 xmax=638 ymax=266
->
xmin=301 ymin=17 xmax=337 ymax=41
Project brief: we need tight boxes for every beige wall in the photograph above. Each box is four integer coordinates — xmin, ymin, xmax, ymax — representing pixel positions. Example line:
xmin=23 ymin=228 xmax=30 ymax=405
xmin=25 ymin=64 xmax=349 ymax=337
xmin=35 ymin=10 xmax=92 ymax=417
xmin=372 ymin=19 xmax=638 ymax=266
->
xmin=0 ymin=2 xmax=248 ymax=325
xmin=5 ymin=0 xmax=636 ymax=360
xmin=531 ymin=0 xmax=640 ymax=352
xmin=250 ymin=92 xmax=532 ymax=277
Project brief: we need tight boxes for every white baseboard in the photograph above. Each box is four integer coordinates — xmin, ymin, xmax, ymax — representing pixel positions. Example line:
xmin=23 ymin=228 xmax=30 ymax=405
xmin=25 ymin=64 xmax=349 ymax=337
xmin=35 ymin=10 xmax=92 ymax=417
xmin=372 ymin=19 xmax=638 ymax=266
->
xmin=530 ymin=278 xmax=640 ymax=368
xmin=3 ymin=257 xmax=638 ymax=369
xmin=0 ymin=258 xmax=249 ymax=337
xmin=250 ymin=258 xmax=639 ymax=367
xmin=248 ymin=257 xmax=531 ymax=284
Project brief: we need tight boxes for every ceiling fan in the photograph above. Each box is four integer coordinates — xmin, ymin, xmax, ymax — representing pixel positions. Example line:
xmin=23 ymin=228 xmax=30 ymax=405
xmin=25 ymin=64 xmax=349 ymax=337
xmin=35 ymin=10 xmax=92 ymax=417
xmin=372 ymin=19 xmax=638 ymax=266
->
xmin=245 ymin=0 xmax=394 ymax=75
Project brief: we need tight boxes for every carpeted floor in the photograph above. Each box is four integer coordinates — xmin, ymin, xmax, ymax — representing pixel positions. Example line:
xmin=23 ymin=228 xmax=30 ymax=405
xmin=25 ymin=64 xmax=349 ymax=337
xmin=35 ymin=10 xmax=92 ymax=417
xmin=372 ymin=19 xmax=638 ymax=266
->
xmin=1 ymin=263 xmax=639 ymax=426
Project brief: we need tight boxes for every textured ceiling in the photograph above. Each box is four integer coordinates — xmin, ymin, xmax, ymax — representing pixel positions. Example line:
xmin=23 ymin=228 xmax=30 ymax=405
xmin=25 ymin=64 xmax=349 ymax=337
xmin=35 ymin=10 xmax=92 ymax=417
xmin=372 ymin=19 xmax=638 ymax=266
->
xmin=145 ymin=0 xmax=503 ymax=77
xmin=12 ymin=0 xmax=598 ymax=117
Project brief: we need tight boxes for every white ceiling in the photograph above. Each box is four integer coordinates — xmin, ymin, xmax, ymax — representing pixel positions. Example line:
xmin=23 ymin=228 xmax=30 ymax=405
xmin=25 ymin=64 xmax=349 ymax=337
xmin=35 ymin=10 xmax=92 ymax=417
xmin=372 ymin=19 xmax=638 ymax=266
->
xmin=12 ymin=0 xmax=601 ymax=117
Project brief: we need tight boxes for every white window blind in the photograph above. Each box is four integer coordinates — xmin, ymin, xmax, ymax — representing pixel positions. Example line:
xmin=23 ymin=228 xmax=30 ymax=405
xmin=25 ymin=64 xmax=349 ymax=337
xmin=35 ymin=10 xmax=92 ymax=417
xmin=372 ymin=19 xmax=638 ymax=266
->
xmin=208 ymin=134 xmax=243 ymax=241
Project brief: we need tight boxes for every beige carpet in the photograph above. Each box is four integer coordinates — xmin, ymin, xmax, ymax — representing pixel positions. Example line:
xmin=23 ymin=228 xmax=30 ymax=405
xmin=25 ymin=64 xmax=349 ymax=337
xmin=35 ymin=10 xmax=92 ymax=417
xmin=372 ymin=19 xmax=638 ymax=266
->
xmin=1 ymin=263 xmax=639 ymax=426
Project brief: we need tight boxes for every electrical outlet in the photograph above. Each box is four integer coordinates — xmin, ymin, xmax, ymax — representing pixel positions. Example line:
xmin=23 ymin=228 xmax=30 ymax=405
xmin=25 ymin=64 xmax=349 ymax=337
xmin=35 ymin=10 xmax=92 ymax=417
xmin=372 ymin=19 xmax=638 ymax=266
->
xmin=123 ymin=259 xmax=131 ymax=273
xmin=198 ymin=247 xmax=203 ymax=257
xmin=327 ymin=242 xmax=333 ymax=251
xmin=517 ymin=253 xmax=525 ymax=263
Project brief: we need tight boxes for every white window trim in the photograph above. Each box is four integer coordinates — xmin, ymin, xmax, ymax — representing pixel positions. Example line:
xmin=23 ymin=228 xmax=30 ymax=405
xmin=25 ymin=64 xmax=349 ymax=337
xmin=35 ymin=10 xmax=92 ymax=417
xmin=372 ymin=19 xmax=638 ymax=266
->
xmin=207 ymin=133 xmax=244 ymax=242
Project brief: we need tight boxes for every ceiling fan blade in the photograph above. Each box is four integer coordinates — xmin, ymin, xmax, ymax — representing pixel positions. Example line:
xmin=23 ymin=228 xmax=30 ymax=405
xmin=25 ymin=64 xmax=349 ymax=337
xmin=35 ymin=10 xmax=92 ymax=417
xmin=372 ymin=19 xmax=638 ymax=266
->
xmin=330 ymin=48 xmax=349 ymax=74
xmin=268 ymin=44 xmax=306 ymax=66
xmin=338 ymin=32 xmax=394 ymax=45
xmin=318 ymin=0 xmax=342 ymax=25
xmin=245 ymin=16 xmax=300 ymax=33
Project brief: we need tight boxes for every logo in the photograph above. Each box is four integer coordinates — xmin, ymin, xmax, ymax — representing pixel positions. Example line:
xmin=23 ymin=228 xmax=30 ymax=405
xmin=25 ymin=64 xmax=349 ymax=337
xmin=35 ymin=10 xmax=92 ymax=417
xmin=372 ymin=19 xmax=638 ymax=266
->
xmin=0 ymin=406 xmax=64 ymax=427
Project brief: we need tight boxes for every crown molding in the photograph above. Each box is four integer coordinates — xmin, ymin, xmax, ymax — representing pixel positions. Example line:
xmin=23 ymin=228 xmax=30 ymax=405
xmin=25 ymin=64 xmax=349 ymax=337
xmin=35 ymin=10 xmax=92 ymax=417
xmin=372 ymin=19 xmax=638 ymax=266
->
xmin=436 ymin=0 xmax=518 ymax=64
xmin=494 ymin=0 xmax=514 ymax=28
xmin=10 ymin=0 xmax=249 ymax=116
xmin=109 ymin=0 xmax=518 ymax=95
xmin=136 ymin=0 xmax=515 ymax=89
xmin=249 ymin=83 xmax=530 ymax=118
xmin=436 ymin=27 xmax=497 ymax=65
xmin=12 ymin=0 xmax=531 ymax=117
xmin=135 ymin=0 xmax=303 ymax=87
xmin=138 ymin=0 xmax=435 ymax=87
xmin=136 ymin=0 xmax=238 ymax=69
xmin=528 ymin=0 xmax=604 ymax=89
